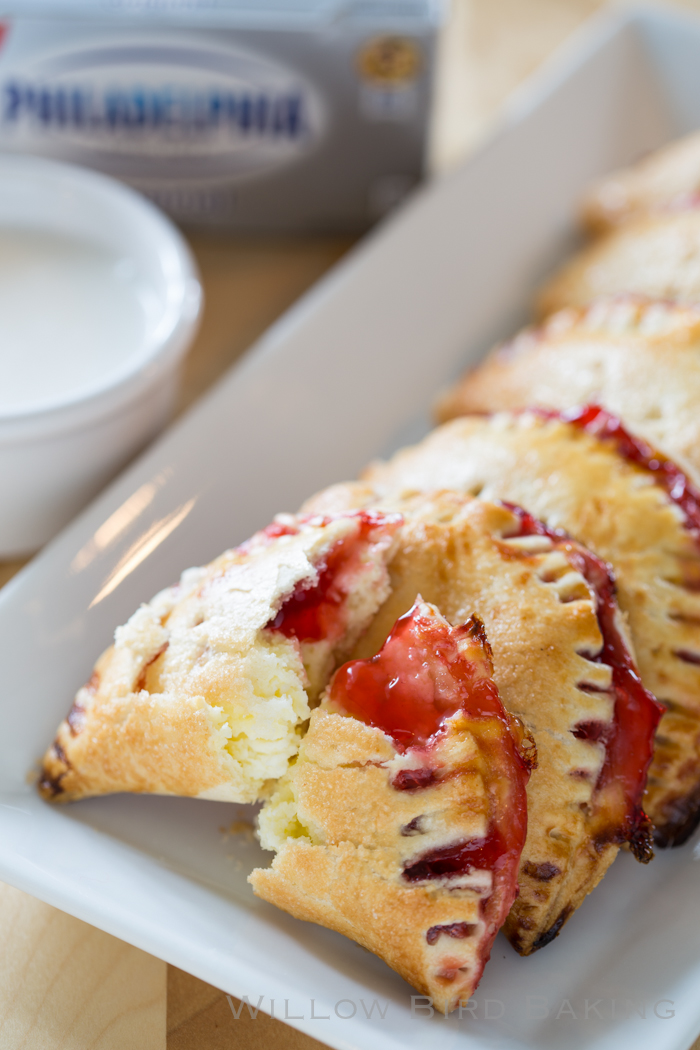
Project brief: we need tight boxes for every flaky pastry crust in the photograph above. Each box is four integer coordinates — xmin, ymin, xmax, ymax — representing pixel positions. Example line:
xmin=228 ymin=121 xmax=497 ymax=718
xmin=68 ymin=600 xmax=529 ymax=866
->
xmin=435 ymin=296 xmax=700 ymax=483
xmin=536 ymin=208 xmax=700 ymax=317
xmin=364 ymin=414 xmax=700 ymax=846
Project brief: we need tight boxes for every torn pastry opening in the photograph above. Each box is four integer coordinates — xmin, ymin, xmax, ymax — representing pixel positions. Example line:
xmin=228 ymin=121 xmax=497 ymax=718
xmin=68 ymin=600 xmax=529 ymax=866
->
xmin=256 ymin=509 xmax=404 ymax=699
xmin=251 ymin=598 xmax=533 ymax=1013
xmin=38 ymin=509 xmax=402 ymax=805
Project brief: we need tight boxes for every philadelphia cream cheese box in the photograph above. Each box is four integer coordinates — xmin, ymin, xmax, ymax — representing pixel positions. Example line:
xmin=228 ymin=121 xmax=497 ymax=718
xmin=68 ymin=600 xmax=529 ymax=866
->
xmin=0 ymin=0 xmax=443 ymax=231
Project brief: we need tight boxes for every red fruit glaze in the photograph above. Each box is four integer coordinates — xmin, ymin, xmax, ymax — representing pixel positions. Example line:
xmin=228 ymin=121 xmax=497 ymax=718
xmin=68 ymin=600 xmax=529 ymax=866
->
xmin=328 ymin=601 xmax=506 ymax=750
xmin=502 ymin=501 xmax=663 ymax=860
xmin=403 ymin=829 xmax=505 ymax=883
xmin=329 ymin=600 xmax=531 ymax=993
xmin=425 ymin=922 xmax=477 ymax=946
xmin=263 ymin=511 xmax=401 ymax=643
xmin=555 ymin=405 xmax=700 ymax=544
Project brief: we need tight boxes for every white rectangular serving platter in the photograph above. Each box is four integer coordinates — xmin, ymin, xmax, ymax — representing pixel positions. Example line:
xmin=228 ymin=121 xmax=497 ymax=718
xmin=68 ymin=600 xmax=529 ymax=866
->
xmin=3 ymin=6 xmax=700 ymax=1049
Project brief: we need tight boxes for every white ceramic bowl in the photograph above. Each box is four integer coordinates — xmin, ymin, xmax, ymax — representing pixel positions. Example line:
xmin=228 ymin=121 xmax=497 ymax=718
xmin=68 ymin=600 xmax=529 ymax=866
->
xmin=0 ymin=155 xmax=202 ymax=557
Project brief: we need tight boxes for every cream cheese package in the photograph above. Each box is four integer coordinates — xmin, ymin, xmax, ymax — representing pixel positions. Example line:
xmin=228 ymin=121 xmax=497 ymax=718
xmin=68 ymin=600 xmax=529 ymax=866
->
xmin=0 ymin=0 xmax=442 ymax=230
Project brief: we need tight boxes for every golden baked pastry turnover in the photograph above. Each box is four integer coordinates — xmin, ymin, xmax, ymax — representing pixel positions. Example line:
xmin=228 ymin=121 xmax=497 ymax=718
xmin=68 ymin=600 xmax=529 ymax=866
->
xmin=581 ymin=131 xmax=700 ymax=234
xmin=251 ymin=597 xmax=532 ymax=1012
xmin=435 ymin=296 xmax=700 ymax=482
xmin=39 ymin=510 xmax=401 ymax=804
xmin=39 ymin=480 xmax=659 ymax=992
xmin=364 ymin=409 xmax=700 ymax=847
xmin=273 ymin=488 xmax=659 ymax=956
xmin=536 ymin=206 xmax=700 ymax=317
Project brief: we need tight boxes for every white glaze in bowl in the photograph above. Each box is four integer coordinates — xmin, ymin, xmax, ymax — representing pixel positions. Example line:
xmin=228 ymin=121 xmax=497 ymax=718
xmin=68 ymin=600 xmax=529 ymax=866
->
xmin=0 ymin=155 xmax=201 ymax=556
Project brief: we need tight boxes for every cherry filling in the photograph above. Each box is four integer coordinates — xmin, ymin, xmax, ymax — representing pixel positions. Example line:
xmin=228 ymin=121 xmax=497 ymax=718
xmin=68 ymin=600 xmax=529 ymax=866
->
xmin=403 ymin=830 xmax=505 ymax=883
xmin=572 ymin=721 xmax=609 ymax=744
xmin=263 ymin=511 xmax=400 ymax=643
xmin=328 ymin=603 xmax=507 ymax=749
xmin=425 ymin=922 xmax=477 ymax=945
xmin=329 ymin=600 xmax=531 ymax=979
xmin=545 ymin=405 xmax=700 ymax=543
xmin=393 ymin=768 xmax=438 ymax=791
xmin=501 ymin=501 xmax=663 ymax=860
xmin=676 ymin=649 xmax=700 ymax=666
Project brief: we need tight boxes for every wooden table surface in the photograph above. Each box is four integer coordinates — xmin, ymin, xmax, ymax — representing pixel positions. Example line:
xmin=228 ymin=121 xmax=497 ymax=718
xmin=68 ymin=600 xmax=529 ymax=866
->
xmin=4 ymin=2 xmax=700 ymax=1047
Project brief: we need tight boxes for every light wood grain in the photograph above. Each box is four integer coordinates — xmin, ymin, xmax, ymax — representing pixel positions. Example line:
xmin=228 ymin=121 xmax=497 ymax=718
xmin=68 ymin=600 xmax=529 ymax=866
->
xmin=0 ymin=882 xmax=165 ymax=1050
xmin=0 ymin=559 xmax=26 ymax=589
xmin=167 ymin=968 xmax=328 ymax=1050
